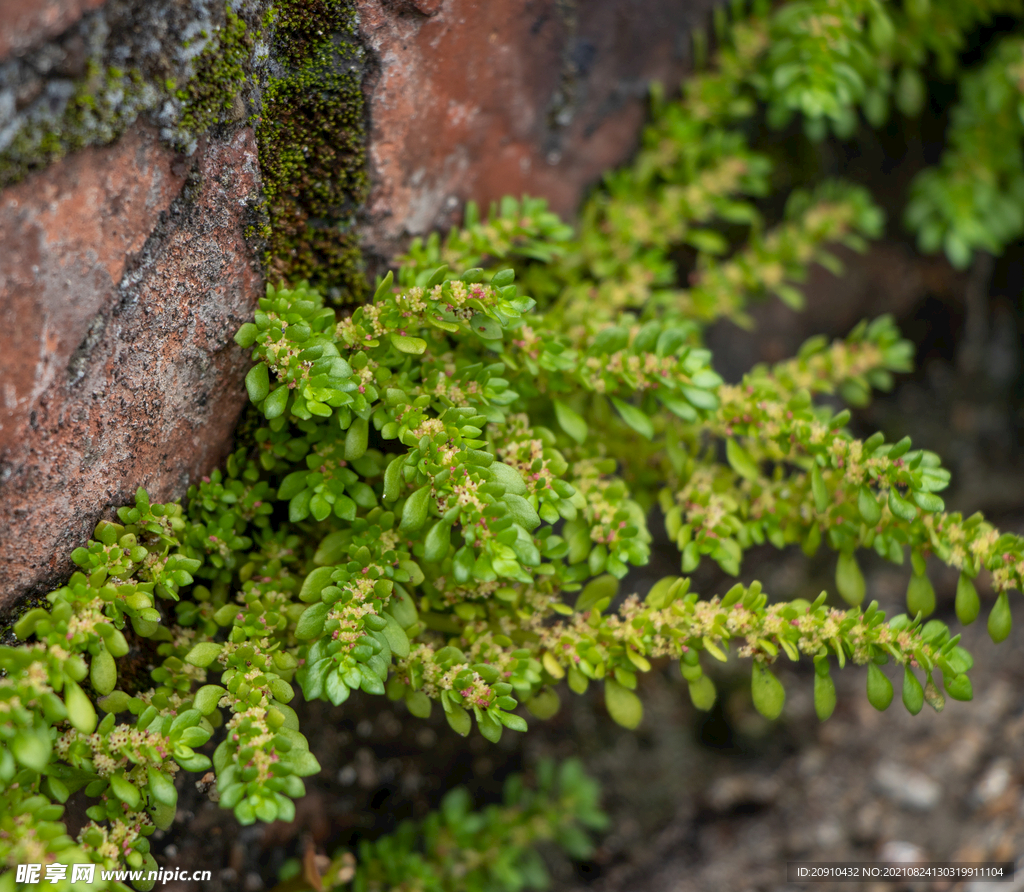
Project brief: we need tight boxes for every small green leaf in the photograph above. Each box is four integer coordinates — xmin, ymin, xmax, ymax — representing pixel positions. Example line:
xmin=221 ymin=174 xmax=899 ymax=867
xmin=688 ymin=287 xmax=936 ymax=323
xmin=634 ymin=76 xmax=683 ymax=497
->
xmin=912 ymin=490 xmax=944 ymax=513
xmin=811 ymin=463 xmax=828 ymax=513
xmin=726 ymin=439 xmax=760 ymax=481
xmin=264 ymin=386 xmax=289 ymax=419
xmin=955 ymin=573 xmax=980 ymax=625
xmin=234 ymin=322 xmax=259 ymax=348
xmin=147 ymin=767 xmax=177 ymax=807
xmin=98 ymin=691 xmax=131 ymax=714
xmin=383 ymin=454 xmax=407 ymax=503
xmin=245 ymin=362 xmax=270 ymax=403
xmin=296 ymin=602 xmax=330 ymax=640
xmin=405 ymin=691 xmax=432 ymax=719
xmin=13 ymin=607 xmax=49 ymax=641
xmin=497 ymin=711 xmax=528 ymax=732
xmin=526 ymin=689 xmax=561 ymax=719
xmin=688 ymin=675 xmax=716 ymax=712
xmin=185 ymin=642 xmax=223 ymax=668
xmin=390 ymin=334 xmax=427 ymax=355
xmin=554 ymin=400 xmax=588 ymax=444
xmin=382 ymin=613 xmax=410 ymax=659
xmin=575 ymin=575 xmax=618 ymax=612
xmin=325 ymin=671 xmax=350 ymax=706
xmin=109 ymin=773 xmax=141 ymax=810
xmin=193 ymin=685 xmax=226 ymax=715
xmin=888 ymin=489 xmax=918 ymax=522
xmin=924 ymin=674 xmax=945 ymax=712
xmin=359 ymin=665 xmax=386 ymax=695
xmin=604 ymin=679 xmax=643 ymax=729
xmin=90 ymin=648 xmax=117 ymax=696
xmin=268 ymin=676 xmax=294 ymax=703
xmin=423 ymin=519 xmax=452 ymax=563
xmin=751 ymin=664 xmax=785 ymax=720
xmin=490 ymin=462 xmax=528 ymax=495
xmin=300 ymin=566 xmax=335 ymax=602
xmin=400 ymin=485 xmax=431 ymax=534
xmin=385 ymin=586 xmax=418 ymax=629
xmin=610 ymin=397 xmax=653 ymax=440
xmin=310 ymin=493 xmax=331 ymax=522
xmin=477 ymin=710 xmax=503 ymax=743
xmin=445 ymin=703 xmax=472 ymax=736
xmin=814 ymin=670 xmax=836 ymax=722
xmin=866 ymin=663 xmax=893 ymax=711
xmin=988 ymin=591 xmax=1012 ymax=643
xmin=503 ymin=493 xmax=540 ymax=530
xmin=902 ymin=666 xmax=924 ymax=715
xmin=835 ymin=552 xmax=865 ymax=607
xmin=944 ymin=673 xmax=973 ymax=701
xmin=291 ymin=750 xmax=321 ymax=777
xmin=645 ymin=576 xmax=679 ymax=610
xmin=567 ymin=665 xmax=588 ymax=694
xmin=11 ymin=729 xmax=51 ymax=772
xmin=345 ymin=416 xmax=369 ymax=461
xmin=373 ymin=270 xmax=394 ymax=301
xmin=65 ymin=679 xmax=97 ymax=734
xmin=906 ymin=572 xmax=935 ymax=618
xmin=858 ymin=487 xmax=881 ymax=525
xmin=426 ymin=264 xmax=449 ymax=287
xmin=470 ymin=313 xmax=502 ymax=340
xmin=289 ymin=489 xmax=312 ymax=523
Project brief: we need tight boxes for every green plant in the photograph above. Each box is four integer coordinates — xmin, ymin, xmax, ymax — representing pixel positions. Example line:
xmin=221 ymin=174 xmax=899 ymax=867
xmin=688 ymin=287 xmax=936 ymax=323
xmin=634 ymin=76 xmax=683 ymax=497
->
xmin=275 ymin=759 xmax=606 ymax=892
xmin=5 ymin=1 xmax=1024 ymax=889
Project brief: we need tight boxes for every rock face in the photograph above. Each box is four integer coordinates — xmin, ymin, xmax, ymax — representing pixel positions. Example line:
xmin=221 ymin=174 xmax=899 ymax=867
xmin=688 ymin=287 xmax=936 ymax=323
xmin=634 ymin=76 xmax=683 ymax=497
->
xmin=0 ymin=0 xmax=105 ymax=60
xmin=0 ymin=126 xmax=263 ymax=606
xmin=357 ymin=0 xmax=716 ymax=259
xmin=1 ymin=0 xmax=711 ymax=609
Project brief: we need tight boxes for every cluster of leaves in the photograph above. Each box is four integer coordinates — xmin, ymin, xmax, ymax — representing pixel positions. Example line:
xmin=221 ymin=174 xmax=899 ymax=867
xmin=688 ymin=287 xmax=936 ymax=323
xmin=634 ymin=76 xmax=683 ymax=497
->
xmin=6 ymin=1 xmax=1024 ymax=889
xmin=906 ymin=34 xmax=1024 ymax=266
xmin=743 ymin=0 xmax=1024 ymax=266
xmin=276 ymin=759 xmax=606 ymax=892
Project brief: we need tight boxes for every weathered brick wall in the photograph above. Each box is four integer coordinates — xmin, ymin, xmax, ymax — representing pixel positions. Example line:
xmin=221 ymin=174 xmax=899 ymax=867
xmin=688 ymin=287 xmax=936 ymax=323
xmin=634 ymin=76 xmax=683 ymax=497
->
xmin=0 ymin=0 xmax=713 ymax=608
xmin=357 ymin=0 xmax=717 ymax=258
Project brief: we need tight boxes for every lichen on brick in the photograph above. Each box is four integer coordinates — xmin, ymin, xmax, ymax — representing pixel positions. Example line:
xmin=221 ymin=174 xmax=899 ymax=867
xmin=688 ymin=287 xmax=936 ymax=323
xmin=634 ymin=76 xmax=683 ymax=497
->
xmin=0 ymin=59 xmax=160 ymax=187
xmin=0 ymin=0 xmax=257 ymax=187
xmin=254 ymin=0 xmax=370 ymax=305
xmin=0 ymin=0 xmax=372 ymax=303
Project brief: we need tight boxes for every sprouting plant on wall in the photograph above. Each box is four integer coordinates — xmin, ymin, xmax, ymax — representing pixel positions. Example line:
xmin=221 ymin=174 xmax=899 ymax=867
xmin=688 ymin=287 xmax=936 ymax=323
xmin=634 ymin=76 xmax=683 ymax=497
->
xmin=5 ymin=0 xmax=1024 ymax=889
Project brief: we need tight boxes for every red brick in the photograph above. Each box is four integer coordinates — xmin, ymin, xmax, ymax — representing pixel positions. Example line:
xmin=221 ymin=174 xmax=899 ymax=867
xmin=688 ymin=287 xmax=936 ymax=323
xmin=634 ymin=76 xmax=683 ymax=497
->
xmin=0 ymin=0 xmax=106 ymax=60
xmin=0 ymin=125 xmax=262 ymax=607
xmin=356 ymin=0 xmax=716 ymax=257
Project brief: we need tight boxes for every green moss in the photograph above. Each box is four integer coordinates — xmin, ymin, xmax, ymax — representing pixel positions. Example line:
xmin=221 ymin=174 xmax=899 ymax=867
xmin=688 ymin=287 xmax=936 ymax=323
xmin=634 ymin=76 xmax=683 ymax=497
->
xmin=178 ymin=9 xmax=254 ymax=135
xmin=0 ymin=3 xmax=253 ymax=190
xmin=0 ymin=0 xmax=372 ymax=303
xmin=256 ymin=0 xmax=369 ymax=304
xmin=0 ymin=63 xmax=159 ymax=188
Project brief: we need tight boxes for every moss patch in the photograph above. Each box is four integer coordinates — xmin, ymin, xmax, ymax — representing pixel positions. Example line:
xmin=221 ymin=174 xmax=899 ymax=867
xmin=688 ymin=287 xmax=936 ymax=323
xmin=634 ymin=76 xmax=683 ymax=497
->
xmin=177 ymin=9 xmax=255 ymax=137
xmin=0 ymin=0 xmax=372 ymax=303
xmin=0 ymin=1 xmax=254 ymax=189
xmin=0 ymin=62 xmax=160 ymax=188
xmin=256 ymin=0 xmax=369 ymax=305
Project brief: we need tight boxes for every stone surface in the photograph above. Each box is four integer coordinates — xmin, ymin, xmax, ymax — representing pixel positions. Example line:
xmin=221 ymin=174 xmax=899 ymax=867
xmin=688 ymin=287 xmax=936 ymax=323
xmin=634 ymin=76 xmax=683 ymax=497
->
xmin=874 ymin=761 xmax=943 ymax=812
xmin=0 ymin=124 xmax=263 ymax=607
xmin=0 ymin=0 xmax=106 ymax=61
xmin=356 ymin=0 xmax=716 ymax=259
